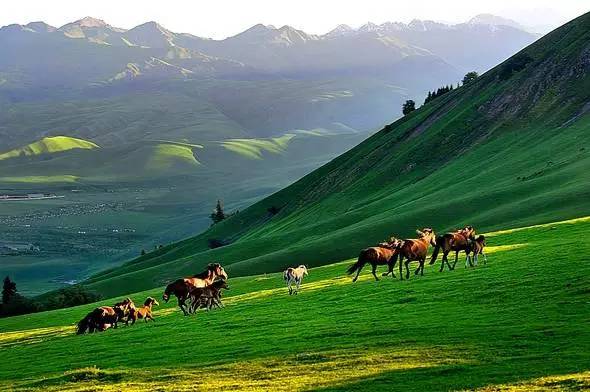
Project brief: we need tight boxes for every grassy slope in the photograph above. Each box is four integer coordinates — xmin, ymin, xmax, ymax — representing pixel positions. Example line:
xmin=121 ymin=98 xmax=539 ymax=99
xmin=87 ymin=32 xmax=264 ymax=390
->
xmin=0 ymin=217 xmax=589 ymax=391
xmin=83 ymin=13 xmax=590 ymax=297
xmin=0 ymin=136 xmax=99 ymax=161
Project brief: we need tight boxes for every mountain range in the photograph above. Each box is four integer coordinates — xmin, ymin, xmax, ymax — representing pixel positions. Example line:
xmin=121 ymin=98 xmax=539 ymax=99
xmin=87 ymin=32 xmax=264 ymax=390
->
xmin=0 ymin=14 xmax=541 ymax=294
xmin=80 ymin=11 xmax=590 ymax=298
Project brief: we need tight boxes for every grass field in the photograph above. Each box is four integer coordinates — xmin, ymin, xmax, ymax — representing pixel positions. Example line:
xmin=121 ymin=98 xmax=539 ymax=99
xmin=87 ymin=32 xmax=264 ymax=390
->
xmin=1 ymin=216 xmax=588 ymax=391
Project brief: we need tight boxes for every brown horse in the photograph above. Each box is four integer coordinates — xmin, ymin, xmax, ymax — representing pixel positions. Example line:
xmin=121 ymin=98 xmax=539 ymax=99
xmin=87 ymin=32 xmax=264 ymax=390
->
xmin=430 ymin=226 xmax=476 ymax=271
xmin=347 ymin=237 xmax=403 ymax=282
xmin=184 ymin=263 xmax=228 ymax=288
xmin=392 ymin=228 xmax=437 ymax=280
xmin=465 ymin=235 xmax=487 ymax=267
xmin=162 ymin=279 xmax=193 ymax=316
xmin=76 ymin=305 xmax=123 ymax=334
xmin=128 ymin=297 xmax=159 ymax=324
xmin=113 ymin=297 xmax=135 ymax=325
xmin=188 ymin=279 xmax=230 ymax=313
xmin=163 ymin=263 xmax=228 ymax=315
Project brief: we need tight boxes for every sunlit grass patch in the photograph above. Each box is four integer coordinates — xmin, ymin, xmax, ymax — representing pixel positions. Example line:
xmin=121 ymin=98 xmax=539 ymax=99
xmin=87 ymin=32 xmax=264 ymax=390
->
xmin=13 ymin=347 xmax=463 ymax=392
xmin=470 ymin=371 xmax=590 ymax=391
xmin=220 ymin=134 xmax=296 ymax=159
xmin=0 ymin=326 xmax=73 ymax=348
xmin=485 ymin=216 xmax=590 ymax=237
xmin=0 ymin=175 xmax=79 ymax=183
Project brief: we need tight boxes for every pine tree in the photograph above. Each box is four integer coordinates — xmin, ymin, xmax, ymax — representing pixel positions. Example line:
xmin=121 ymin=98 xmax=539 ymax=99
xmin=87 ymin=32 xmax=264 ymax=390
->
xmin=210 ymin=199 xmax=226 ymax=224
xmin=2 ymin=276 xmax=17 ymax=304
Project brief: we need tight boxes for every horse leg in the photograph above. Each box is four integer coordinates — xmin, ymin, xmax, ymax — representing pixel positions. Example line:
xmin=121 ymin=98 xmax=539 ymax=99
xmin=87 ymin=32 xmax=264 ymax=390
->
xmin=352 ymin=262 xmax=364 ymax=282
xmin=296 ymin=278 xmax=301 ymax=294
xmin=451 ymin=251 xmax=459 ymax=270
xmin=398 ymin=255 xmax=404 ymax=280
xmin=420 ymin=258 xmax=425 ymax=276
xmin=440 ymin=251 xmax=448 ymax=272
xmin=405 ymin=260 xmax=411 ymax=280
xmin=371 ymin=264 xmax=380 ymax=281
xmin=482 ymin=252 xmax=487 ymax=264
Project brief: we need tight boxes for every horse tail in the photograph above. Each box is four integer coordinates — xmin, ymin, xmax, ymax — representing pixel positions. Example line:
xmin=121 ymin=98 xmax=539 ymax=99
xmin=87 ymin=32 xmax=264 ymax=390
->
xmin=283 ymin=269 xmax=290 ymax=281
xmin=347 ymin=249 xmax=370 ymax=275
xmin=429 ymin=235 xmax=443 ymax=264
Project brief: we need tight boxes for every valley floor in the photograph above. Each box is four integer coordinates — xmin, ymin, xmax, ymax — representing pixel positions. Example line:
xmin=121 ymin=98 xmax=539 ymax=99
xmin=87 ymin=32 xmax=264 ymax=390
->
xmin=1 ymin=217 xmax=589 ymax=391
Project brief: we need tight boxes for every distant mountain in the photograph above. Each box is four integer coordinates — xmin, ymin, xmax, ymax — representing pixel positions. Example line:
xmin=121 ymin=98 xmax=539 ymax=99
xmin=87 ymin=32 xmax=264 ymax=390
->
xmin=0 ymin=13 xmax=540 ymax=294
xmin=468 ymin=13 xmax=526 ymax=30
xmin=83 ymin=11 xmax=590 ymax=297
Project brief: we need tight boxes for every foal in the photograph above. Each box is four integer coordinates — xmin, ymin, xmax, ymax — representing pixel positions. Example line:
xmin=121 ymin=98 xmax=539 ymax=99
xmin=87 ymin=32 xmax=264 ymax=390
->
xmin=465 ymin=235 xmax=487 ymax=267
xmin=189 ymin=279 xmax=229 ymax=313
xmin=283 ymin=265 xmax=308 ymax=295
xmin=128 ymin=297 xmax=159 ymax=324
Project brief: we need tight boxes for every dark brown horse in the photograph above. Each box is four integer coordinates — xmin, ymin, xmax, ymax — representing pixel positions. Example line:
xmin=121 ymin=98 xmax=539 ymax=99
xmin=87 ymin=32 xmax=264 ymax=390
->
xmin=76 ymin=305 xmax=124 ymax=334
xmin=128 ymin=297 xmax=159 ymax=324
xmin=430 ymin=226 xmax=476 ymax=271
xmin=162 ymin=279 xmax=193 ymax=316
xmin=163 ymin=263 xmax=228 ymax=315
xmin=391 ymin=228 xmax=437 ymax=280
xmin=465 ymin=235 xmax=487 ymax=267
xmin=188 ymin=279 xmax=230 ymax=313
xmin=347 ymin=237 xmax=403 ymax=282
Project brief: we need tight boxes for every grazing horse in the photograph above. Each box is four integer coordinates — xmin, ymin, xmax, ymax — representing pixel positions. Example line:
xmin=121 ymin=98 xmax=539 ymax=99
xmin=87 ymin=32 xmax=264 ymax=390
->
xmin=465 ymin=235 xmax=487 ymax=267
xmin=283 ymin=265 xmax=308 ymax=295
xmin=188 ymin=279 xmax=230 ymax=313
xmin=346 ymin=237 xmax=403 ymax=282
xmin=392 ymin=228 xmax=437 ymax=280
xmin=163 ymin=263 xmax=228 ymax=315
xmin=430 ymin=226 xmax=476 ymax=271
xmin=76 ymin=305 xmax=123 ymax=334
xmin=128 ymin=297 xmax=159 ymax=324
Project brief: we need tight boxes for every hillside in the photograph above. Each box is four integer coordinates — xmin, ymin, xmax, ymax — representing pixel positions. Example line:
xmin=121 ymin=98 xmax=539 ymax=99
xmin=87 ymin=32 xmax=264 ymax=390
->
xmin=1 ymin=217 xmax=589 ymax=390
xmin=0 ymin=136 xmax=98 ymax=161
xmin=83 ymin=12 xmax=590 ymax=297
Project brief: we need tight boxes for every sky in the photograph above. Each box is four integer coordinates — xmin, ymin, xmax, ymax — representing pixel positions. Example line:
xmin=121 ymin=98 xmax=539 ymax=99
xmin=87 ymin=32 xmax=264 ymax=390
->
xmin=1 ymin=0 xmax=588 ymax=38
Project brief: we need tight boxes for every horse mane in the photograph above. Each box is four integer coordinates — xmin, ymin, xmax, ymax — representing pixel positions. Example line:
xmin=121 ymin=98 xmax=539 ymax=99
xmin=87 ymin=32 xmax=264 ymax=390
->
xmin=191 ymin=269 xmax=211 ymax=279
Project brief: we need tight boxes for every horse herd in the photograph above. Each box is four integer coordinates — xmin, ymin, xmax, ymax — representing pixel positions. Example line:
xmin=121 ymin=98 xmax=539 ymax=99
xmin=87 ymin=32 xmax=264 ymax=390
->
xmin=347 ymin=226 xmax=487 ymax=282
xmin=76 ymin=228 xmax=487 ymax=334
xmin=77 ymin=263 xmax=229 ymax=334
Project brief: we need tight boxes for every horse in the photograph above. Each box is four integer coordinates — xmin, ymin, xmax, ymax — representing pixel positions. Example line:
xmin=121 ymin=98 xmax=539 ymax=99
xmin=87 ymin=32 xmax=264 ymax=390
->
xmin=391 ymin=228 xmax=437 ymax=280
xmin=113 ymin=297 xmax=135 ymax=325
xmin=183 ymin=263 xmax=228 ymax=289
xmin=283 ymin=265 xmax=308 ymax=295
xmin=430 ymin=226 xmax=476 ymax=271
xmin=76 ymin=305 xmax=124 ymax=334
xmin=162 ymin=279 xmax=193 ymax=316
xmin=128 ymin=297 xmax=159 ymax=324
xmin=346 ymin=237 xmax=403 ymax=282
xmin=188 ymin=279 xmax=230 ymax=313
xmin=465 ymin=235 xmax=487 ymax=267
xmin=163 ymin=263 xmax=228 ymax=315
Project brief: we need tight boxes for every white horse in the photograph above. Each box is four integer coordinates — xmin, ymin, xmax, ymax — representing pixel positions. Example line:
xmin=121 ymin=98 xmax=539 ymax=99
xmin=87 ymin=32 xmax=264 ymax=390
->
xmin=283 ymin=265 xmax=308 ymax=295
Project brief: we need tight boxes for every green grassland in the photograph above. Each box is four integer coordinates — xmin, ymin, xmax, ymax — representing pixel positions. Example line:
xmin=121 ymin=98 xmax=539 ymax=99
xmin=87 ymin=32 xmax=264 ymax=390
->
xmin=0 ymin=136 xmax=99 ymax=161
xmin=0 ymin=217 xmax=588 ymax=391
xmin=81 ymin=13 xmax=590 ymax=298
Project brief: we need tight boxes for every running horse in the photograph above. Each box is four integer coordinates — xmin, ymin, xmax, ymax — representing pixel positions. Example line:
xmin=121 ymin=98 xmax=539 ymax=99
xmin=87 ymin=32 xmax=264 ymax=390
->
xmin=391 ymin=228 xmax=437 ymax=280
xmin=162 ymin=263 xmax=228 ymax=315
xmin=346 ymin=237 xmax=403 ymax=282
xmin=283 ymin=265 xmax=308 ymax=295
xmin=430 ymin=226 xmax=476 ymax=271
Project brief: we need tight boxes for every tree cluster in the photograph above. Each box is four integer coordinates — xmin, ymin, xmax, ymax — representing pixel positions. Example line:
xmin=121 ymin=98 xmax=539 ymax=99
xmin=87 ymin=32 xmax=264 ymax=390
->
xmin=424 ymin=85 xmax=454 ymax=105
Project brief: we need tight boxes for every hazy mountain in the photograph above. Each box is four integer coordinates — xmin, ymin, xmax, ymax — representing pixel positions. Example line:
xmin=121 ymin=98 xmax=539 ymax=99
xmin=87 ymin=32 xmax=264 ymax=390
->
xmin=0 ymin=14 xmax=539 ymax=294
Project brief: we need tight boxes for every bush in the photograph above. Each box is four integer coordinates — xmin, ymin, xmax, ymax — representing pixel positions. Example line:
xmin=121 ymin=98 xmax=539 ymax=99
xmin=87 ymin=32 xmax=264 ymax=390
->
xmin=44 ymin=285 xmax=102 ymax=310
xmin=208 ymin=238 xmax=231 ymax=249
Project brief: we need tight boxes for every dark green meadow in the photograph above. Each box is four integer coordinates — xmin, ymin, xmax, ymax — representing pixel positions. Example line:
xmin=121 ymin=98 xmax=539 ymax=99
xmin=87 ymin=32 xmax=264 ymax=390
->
xmin=1 ymin=217 xmax=588 ymax=391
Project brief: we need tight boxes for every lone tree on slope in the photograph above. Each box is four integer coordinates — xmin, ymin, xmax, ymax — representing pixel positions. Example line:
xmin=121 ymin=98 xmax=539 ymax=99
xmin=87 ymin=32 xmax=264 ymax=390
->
xmin=211 ymin=199 xmax=226 ymax=225
xmin=402 ymin=100 xmax=416 ymax=115
xmin=462 ymin=71 xmax=479 ymax=85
